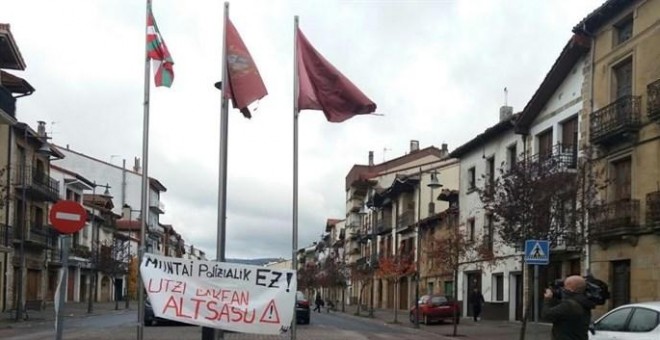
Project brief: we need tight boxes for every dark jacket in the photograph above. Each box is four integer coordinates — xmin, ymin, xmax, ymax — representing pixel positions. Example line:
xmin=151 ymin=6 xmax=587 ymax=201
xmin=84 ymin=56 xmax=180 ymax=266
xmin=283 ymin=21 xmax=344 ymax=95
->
xmin=542 ymin=292 xmax=595 ymax=340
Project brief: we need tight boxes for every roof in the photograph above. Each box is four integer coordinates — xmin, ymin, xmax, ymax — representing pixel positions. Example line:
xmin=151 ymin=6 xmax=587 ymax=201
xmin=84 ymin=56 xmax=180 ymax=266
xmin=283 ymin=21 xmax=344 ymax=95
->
xmin=51 ymin=164 xmax=95 ymax=188
xmin=345 ymin=146 xmax=446 ymax=190
xmin=54 ymin=144 xmax=167 ymax=192
xmin=449 ymin=115 xmax=517 ymax=158
xmin=116 ymin=219 xmax=141 ymax=231
xmin=573 ymin=0 xmax=634 ymax=35
xmin=1 ymin=70 xmax=34 ymax=94
xmin=325 ymin=219 xmax=343 ymax=232
xmin=0 ymin=24 xmax=26 ymax=70
xmin=515 ymin=35 xmax=590 ymax=134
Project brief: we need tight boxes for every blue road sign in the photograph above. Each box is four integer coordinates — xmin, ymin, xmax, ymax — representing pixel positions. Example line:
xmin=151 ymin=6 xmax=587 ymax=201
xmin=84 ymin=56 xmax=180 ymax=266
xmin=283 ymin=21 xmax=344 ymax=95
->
xmin=524 ymin=240 xmax=549 ymax=265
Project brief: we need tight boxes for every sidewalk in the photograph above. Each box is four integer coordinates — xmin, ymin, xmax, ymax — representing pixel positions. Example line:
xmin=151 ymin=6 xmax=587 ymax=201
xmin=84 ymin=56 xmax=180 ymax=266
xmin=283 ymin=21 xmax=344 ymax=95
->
xmin=335 ymin=303 xmax=552 ymax=339
xmin=0 ymin=301 xmax=136 ymax=329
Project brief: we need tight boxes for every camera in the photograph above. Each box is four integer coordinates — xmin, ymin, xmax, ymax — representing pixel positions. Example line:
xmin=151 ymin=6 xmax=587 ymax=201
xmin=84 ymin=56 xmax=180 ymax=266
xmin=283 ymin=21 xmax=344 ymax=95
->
xmin=548 ymin=275 xmax=610 ymax=307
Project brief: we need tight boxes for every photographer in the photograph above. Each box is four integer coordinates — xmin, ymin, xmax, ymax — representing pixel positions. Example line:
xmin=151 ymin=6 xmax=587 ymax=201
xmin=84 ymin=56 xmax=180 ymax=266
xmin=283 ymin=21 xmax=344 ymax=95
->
xmin=542 ymin=275 xmax=595 ymax=340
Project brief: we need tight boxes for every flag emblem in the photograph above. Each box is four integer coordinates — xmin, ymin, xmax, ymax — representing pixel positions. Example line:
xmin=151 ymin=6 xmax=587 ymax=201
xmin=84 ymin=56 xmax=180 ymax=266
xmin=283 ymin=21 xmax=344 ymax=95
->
xmin=147 ymin=3 xmax=174 ymax=87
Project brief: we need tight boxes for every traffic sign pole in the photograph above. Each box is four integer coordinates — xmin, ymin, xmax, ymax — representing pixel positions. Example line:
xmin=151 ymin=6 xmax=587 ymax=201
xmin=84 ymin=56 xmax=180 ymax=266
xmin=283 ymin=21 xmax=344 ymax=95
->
xmin=533 ymin=264 xmax=539 ymax=323
xmin=55 ymin=236 xmax=70 ymax=340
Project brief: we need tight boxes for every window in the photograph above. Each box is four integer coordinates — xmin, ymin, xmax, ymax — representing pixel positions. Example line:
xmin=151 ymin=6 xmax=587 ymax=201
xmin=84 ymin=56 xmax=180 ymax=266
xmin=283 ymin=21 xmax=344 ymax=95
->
xmin=485 ymin=214 xmax=494 ymax=251
xmin=507 ymin=144 xmax=517 ymax=170
xmin=492 ymin=274 xmax=504 ymax=301
xmin=467 ymin=167 xmax=476 ymax=190
xmin=628 ymin=308 xmax=660 ymax=332
xmin=615 ymin=16 xmax=633 ymax=45
xmin=486 ymin=157 xmax=495 ymax=186
xmin=444 ymin=281 xmax=454 ymax=297
xmin=614 ymin=58 xmax=633 ymax=99
xmin=596 ymin=308 xmax=632 ymax=331
xmin=468 ymin=218 xmax=475 ymax=242
xmin=537 ymin=129 xmax=553 ymax=159
xmin=427 ymin=282 xmax=434 ymax=295
xmin=611 ymin=158 xmax=631 ymax=201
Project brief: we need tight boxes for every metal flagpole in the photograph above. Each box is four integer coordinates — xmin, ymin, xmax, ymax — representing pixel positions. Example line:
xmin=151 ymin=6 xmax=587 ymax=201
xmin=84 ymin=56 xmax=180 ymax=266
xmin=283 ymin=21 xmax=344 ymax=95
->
xmin=291 ymin=15 xmax=300 ymax=340
xmin=202 ymin=3 xmax=230 ymax=340
xmin=137 ymin=1 xmax=151 ymax=339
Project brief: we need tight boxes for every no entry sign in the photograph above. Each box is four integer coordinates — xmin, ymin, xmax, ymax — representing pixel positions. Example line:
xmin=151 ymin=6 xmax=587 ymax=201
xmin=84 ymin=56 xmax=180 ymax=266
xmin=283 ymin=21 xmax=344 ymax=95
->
xmin=49 ymin=200 xmax=88 ymax=234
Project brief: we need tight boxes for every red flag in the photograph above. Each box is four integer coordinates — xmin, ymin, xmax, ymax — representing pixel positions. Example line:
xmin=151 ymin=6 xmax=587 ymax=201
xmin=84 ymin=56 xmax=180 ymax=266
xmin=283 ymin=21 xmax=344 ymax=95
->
xmin=225 ymin=18 xmax=268 ymax=119
xmin=296 ymin=28 xmax=376 ymax=123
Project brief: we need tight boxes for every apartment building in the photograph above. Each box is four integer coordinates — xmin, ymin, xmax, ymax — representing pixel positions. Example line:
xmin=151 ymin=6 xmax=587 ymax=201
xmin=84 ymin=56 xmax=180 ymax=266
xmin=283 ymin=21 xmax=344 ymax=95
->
xmin=573 ymin=0 xmax=660 ymax=316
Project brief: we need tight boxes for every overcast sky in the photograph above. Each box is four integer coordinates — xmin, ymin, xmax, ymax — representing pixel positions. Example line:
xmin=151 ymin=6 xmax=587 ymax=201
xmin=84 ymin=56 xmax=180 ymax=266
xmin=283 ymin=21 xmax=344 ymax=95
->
xmin=2 ymin=0 xmax=604 ymax=259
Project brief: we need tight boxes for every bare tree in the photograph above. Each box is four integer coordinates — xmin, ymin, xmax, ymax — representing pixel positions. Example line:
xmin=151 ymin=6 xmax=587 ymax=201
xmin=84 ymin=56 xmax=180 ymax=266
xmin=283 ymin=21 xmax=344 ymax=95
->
xmin=96 ymin=234 xmax=131 ymax=310
xmin=476 ymin=148 xmax=603 ymax=340
xmin=376 ymin=249 xmax=414 ymax=323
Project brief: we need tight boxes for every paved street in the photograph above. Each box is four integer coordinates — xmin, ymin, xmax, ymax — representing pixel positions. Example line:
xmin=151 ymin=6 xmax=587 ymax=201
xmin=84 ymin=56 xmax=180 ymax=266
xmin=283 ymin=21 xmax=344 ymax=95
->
xmin=0 ymin=302 xmax=553 ymax=339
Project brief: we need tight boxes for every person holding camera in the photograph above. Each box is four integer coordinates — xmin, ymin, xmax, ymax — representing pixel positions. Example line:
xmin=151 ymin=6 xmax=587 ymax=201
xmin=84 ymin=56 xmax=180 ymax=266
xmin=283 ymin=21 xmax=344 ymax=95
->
xmin=542 ymin=275 xmax=596 ymax=340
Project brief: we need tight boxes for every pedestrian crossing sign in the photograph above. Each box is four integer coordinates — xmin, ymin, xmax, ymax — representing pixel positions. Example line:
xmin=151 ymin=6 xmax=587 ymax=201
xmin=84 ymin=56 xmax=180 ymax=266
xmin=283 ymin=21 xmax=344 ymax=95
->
xmin=524 ymin=240 xmax=549 ymax=265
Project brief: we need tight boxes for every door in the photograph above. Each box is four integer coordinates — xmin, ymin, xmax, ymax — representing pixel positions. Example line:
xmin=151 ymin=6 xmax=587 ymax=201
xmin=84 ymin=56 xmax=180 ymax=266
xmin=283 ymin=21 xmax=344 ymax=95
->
xmin=612 ymin=158 xmax=632 ymax=202
xmin=399 ymin=278 xmax=408 ymax=310
xmin=514 ymin=274 xmax=523 ymax=321
xmin=26 ymin=270 xmax=40 ymax=300
xmin=537 ymin=129 xmax=553 ymax=159
xmin=614 ymin=59 xmax=633 ymax=123
xmin=611 ymin=260 xmax=631 ymax=308
xmin=466 ymin=272 xmax=482 ymax=317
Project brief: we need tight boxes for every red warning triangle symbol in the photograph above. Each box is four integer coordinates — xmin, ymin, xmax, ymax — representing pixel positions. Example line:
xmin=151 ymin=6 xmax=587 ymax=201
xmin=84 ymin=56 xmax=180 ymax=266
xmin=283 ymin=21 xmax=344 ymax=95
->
xmin=259 ymin=299 xmax=280 ymax=324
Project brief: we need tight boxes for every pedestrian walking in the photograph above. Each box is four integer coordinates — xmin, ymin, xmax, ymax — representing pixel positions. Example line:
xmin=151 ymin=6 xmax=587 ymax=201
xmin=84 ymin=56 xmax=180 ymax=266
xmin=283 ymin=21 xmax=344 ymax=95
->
xmin=313 ymin=292 xmax=324 ymax=313
xmin=470 ymin=287 xmax=485 ymax=321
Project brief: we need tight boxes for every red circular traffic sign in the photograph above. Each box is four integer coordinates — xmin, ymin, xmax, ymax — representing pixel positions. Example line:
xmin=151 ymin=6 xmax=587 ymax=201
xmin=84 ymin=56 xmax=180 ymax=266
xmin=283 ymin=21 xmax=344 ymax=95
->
xmin=49 ymin=200 xmax=88 ymax=234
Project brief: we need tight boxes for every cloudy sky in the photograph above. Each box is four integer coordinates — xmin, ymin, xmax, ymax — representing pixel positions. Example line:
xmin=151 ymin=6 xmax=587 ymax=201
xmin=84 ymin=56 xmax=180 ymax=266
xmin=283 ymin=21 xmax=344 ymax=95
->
xmin=2 ymin=0 xmax=604 ymax=259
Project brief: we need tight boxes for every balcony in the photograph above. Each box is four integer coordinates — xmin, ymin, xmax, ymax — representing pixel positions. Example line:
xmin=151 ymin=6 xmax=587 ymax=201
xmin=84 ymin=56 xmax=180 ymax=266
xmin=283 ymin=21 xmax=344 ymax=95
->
xmin=527 ymin=143 xmax=578 ymax=174
xmin=397 ymin=210 xmax=414 ymax=228
xmin=648 ymin=79 xmax=660 ymax=122
xmin=149 ymin=201 xmax=165 ymax=214
xmin=646 ymin=191 xmax=660 ymax=232
xmin=553 ymin=232 xmax=582 ymax=252
xmin=0 ymin=224 xmax=12 ymax=247
xmin=13 ymin=224 xmax=55 ymax=249
xmin=590 ymin=199 xmax=641 ymax=243
xmin=376 ymin=217 xmax=393 ymax=235
xmin=590 ymin=95 xmax=641 ymax=146
xmin=14 ymin=166 xmax=60 ymax=202
xmin=70 ymin=244 xmax=92 ymax=259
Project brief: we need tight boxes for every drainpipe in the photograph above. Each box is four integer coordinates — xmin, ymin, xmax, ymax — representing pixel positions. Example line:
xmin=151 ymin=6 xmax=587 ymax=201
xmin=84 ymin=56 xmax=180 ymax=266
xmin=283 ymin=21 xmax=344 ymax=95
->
xmin=583 ymin=24 xmax=596 ymax=276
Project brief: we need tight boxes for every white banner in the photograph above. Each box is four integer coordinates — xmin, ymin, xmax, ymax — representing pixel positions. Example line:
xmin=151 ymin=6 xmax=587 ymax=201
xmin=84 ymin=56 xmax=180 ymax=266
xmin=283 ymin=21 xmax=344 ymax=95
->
xmin=140 ymin=253 xmax=296 ymax=335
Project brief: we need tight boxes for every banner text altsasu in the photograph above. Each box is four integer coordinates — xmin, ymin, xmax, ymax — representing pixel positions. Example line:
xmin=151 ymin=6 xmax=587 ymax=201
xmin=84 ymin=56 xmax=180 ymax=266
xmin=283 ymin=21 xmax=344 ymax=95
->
xmin=140 ymin=253 xmax=296 ymax=335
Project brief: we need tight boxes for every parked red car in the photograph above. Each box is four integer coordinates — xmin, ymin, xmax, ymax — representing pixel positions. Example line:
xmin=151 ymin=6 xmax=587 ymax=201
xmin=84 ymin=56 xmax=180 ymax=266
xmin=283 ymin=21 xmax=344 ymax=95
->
xmin=410 ymin=295 xmax=461 ymax=325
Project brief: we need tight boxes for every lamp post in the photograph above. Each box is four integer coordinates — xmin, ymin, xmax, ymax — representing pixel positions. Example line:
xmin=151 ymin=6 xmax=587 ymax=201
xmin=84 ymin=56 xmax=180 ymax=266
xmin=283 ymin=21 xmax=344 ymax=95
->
xmin=414 ymin=167 xmax=442 ymax=328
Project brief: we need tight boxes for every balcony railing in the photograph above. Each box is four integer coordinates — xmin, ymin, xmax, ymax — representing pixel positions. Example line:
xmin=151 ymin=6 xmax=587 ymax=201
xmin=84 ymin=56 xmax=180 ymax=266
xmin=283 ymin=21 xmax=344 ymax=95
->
xmin=14 ymin=166 xmax=60 ymax=201
xmin=376 ymin=217 xmax=393 ymax=235
xmin=590 ymin=199 xmax=640 ymax=240
xmin=646 ymin=191 xmax=660 ymax=232
xmin=0 ymin=85 xmax=16 ymax=117
xmin=527 ymin=143 xmax=577 ymax=172
xmin=397 ymin=210 xmax=414 ymax=228
xmin=0 ymin=224 xmax=12 ymax=247
xmin=590 ymin=95 xmax=641 ymax=145
xmin=15 ymin=226 xmax=55 ymax=247
xmin=71 ymin=244 xmax=92 ymax=259
xmin=648 ymin=79 xmax=660 ymax=122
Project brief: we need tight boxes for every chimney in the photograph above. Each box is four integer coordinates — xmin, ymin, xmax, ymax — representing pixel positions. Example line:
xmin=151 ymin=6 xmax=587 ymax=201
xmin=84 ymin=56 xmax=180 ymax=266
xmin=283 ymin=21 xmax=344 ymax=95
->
xmin=37 ymin=121 xmax=46 ymax=137
xmin=122 ymin=204 xmax=131 ymax=219
xmin=410 ymin=140 xmax=419 ymax=153
xmin=134 ymin=157 xmax=141 ymax=173
xmin=499 ymin=105 xmax=513 ymax=121
xmin=441 ymin=143 xmax=448 ymax=157
xmin=368 ymin=151 xmax=374 ymax=166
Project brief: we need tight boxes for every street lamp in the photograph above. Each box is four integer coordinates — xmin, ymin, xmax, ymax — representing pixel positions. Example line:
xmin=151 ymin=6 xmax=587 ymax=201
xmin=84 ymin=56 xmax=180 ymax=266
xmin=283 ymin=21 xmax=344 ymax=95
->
xmin=414 ymin=167 xmax=442 ymax=328
xmin=15 ymin=123 xmax=53 ymax=321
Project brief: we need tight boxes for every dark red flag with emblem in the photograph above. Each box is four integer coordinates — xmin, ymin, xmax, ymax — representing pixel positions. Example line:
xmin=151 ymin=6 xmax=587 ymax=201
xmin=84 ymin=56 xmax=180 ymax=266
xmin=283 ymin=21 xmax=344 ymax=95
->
xmin=296 ymin=28 xmax=376 ymax=123
xmin=225 ymin=18 xmax=268 ymax=118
